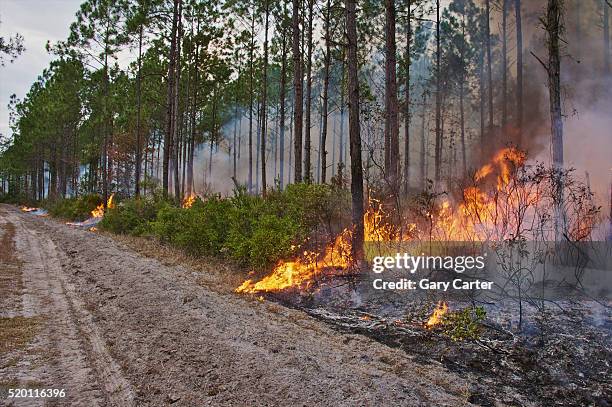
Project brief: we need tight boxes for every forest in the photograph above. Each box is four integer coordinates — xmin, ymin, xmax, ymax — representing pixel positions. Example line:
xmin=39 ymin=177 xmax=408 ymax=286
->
xmin=1 ymin=0 xmax=611 ymax=242
xmin=0 ymin=0 xmax=611 ymax=404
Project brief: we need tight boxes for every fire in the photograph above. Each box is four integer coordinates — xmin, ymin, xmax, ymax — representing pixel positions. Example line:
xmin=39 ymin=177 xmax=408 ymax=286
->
xmin=182 ymin=193 xmax=196 ymax=209
xmin=425 ymin=301 xmax=449 ymax=328
xmin=92 ymin=194 xmax=114 ymax=218
xmin=236 ymin=229 xmax=353 ymax=293
xmin=20 ymin=206 xmax=38 ymax=212
xmin=235 ymin=147 xmax=543 ymax=295
xmin=430 ymin=147 xmax=530 ymax=241
xmin=364 ymin=198 xmax=415 ymax=242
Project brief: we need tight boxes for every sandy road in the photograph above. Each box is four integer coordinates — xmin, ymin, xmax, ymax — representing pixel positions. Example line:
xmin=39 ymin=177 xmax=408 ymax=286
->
xmin=0 ymin=205 xmax=472 ymax=406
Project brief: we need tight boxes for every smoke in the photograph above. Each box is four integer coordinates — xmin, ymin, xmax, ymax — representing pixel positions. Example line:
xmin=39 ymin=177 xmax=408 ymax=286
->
xmin=188 ymin=0 xmax=610 ymax=217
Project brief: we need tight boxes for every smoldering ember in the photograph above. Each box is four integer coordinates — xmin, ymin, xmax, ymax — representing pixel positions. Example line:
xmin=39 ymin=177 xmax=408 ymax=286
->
xmin=0 ymin=0 xmax=611 ymax=406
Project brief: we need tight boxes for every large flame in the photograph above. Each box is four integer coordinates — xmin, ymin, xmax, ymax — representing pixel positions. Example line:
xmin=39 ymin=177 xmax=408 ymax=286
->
xmin=235 ymin=147 xmax=591 ymax=295
xmin=425 ymin=301 xmax=449 ymax=328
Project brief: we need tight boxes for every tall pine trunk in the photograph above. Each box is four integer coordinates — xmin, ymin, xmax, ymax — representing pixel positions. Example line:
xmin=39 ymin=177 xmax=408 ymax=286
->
xmin=604 ymin=1 xmax=610 ymax=74
xmin=546 ymin=0 xmax=565 ymax=238
xmin=384 ymin=0 xmax=400 ymax=188
xmin=292 ymin=0 xmax=303 ymax=183
xmin=320 ymin=0 xmax=331 ymax=184
xmin=485 ymin=0 xmax=494 ymax=143
xmin=135 ymin=20 xmax=143 ymax=197
xmin=304 ymin=0 xmax=314 ymax=183
xmin=403 ymin=0 xmax=411 ymax=194
xmin=434 ymin=0 xmax=441 ymax=183
xmin=248 ymin=8 xmax=255 ymax=192
xmin=346 ymin=0 xmax=365 ymax=262
xmin=260 ymin=0 xmax=270 ymax=195
xmin=163 ymin=0 xmax=179 ymax=199
xmin=502 ymin=0 xmax=508 ymax=140
xmin=515 ymin=0 xmax=523 ymax=146
xmin=279 ymin=26 xmax=288 ymax=189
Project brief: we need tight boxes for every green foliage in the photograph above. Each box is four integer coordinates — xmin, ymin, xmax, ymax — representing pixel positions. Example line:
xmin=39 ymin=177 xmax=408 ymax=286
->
xmin=99 ymin=197 xmax=165 ymax=235
xmin=98 ymin=184 xmax=345 ymax=270
xmin=441 ymin=306 xmax=486 ymax=341
xmin=44 ymin=194 xmax=101 ymax=221
xmin=152 ymin=197 xmax=234 ymax=257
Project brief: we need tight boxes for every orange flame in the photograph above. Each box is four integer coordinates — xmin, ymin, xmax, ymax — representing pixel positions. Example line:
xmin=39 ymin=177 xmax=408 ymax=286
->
xmin=92 ymin=194 xmax=114 ymax=218
xmin=20 ymin=206 xmax=38 ymax=212
xmin=182 ymin=193 xmax=196 ymax=209
xmin=425 ymin=301 xmax=449 ymax=328
xmin=236 ymin=229 xmax=353 ymax=293
xmin=364 ymin=198 xmax=415 ymax=242
xmin=236 ymin=147 xmax=538 ymax=294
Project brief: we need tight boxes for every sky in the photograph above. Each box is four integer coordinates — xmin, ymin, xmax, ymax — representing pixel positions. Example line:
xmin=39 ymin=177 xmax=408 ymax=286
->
xmin=0 ymin=0 xmax=81 ymax=139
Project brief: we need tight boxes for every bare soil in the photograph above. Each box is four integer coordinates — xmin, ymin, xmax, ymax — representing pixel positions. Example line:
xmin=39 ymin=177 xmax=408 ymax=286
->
xmin=0 ymin=205 xmax=474 ymax=406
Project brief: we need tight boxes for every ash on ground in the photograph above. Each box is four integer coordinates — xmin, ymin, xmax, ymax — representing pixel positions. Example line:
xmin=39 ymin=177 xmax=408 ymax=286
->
xmin=270 ymin=274 xmax=611 ymax=407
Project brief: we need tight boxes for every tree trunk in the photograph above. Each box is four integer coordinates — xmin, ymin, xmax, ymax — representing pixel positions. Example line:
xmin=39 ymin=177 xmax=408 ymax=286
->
xmin=403 ymin=0 xmax=411 ymax=194
xmin=261 ymin=0 xmax=270 ymax=195
xmin=339 ymin=56 xmax=346 ymax=167
xmin=135 ymin=18 xmax=143 ymax=197
xmin=248 ymin=8 xmax=255 ymax=192
xmin=163 ymin=0 xmax=179 ymax=199
xmin=502 ymin=0 xmax=508 ymax=140
xmin=320 ymin=0 xmax=331 ymax=184
xmin=385 ymin=0 xmax=400 ymax=188
xmin=346 ymin=0 xmax=365 ymax=262
xmin=292 ymin=0 xmax=303 ymax=183
xmin=434 ymin=0 xmax=441 ymax=183
xmin=420 ymin=91 xmax=426 ymax=189
xmin=459 ymin=11 xmax=467 ymax=174
xmin=515 ymin=0 xmax=523 ymax=146
xmin=604 ymin=0 xmax=610 ymax=74
xmin=279 ymin=25 xmax=287 ymax=189
xmin=546 ymin=0 xmax=565 ymax=238
xmin=173 ymin=0 xmax=183 ymax=202
xmin=303 ymin=0 xmax=314 ymax=183
xmin=485 ymin=0 xmax=494 ymax=142
xmin=187 ymin=19 xmax=199 ymax=198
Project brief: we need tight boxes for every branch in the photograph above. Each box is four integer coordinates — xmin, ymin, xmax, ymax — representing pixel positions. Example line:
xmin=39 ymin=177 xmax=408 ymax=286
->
xmin=530 ymin=51 xmax=548 ymax=72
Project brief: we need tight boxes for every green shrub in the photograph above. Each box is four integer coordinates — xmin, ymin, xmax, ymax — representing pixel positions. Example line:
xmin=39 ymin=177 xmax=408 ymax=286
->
xmin=44 ymin=194 xmax=102 ymax=221
xmin=149 ymin=197 xmax=234 ymax=257
xmin=239 ymin=215 xmax=301 ymax=268
xmin=99 ymin=197 xmax=165 ymax=235
xmin=97 ymin=183 xmax=350 ymax=271
xmin=441 ymin=306 xmax=486 ymax=341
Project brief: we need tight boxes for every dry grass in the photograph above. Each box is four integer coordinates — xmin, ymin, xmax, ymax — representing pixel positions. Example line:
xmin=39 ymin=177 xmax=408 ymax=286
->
xmin=105 ymin=232 xmax=249 ymax=294
xmin=0 ymin=220 xmax=23 ymax=312
xmin=0 ymin=316 xmax=40 ymax=355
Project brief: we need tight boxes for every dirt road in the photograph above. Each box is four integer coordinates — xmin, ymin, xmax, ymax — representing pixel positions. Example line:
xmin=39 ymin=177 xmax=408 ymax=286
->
xmin=0 ymin=205 xmax=472 ymax=406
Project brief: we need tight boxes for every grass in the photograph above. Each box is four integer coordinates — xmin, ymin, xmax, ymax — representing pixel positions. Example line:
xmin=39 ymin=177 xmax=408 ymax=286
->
xmin=0 ymin=219 xmax=24 ymax=314
xmin=0 ymin=316 xmax=40 ymax=355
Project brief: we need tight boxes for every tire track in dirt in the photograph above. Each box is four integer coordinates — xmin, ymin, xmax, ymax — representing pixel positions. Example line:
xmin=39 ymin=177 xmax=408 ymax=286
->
xmin=3 ymin=205 xmax=474 ymax=406
xmin=1 ymin=207 xmax=134 ymax=406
